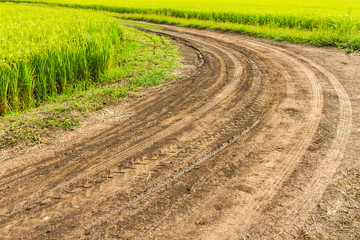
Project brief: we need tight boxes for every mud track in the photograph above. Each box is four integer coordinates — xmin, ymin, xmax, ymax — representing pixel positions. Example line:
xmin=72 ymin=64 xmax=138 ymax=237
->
xmin=0 ymin=23 xmax=359 ymax=239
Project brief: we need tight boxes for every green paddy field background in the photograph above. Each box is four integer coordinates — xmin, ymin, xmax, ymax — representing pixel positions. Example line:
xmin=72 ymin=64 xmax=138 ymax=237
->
xmin=5 ymin=0 xmax=359 ymax=51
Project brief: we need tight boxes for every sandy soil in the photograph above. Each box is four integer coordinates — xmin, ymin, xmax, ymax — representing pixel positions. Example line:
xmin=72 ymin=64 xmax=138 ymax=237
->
xmin=0 ymin=23 xmax=359 ymax=239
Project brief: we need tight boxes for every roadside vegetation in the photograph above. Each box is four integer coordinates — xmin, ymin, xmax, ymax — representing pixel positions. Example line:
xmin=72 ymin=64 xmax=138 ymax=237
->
xmin=2 ymin=0 xmax=360 ymax=52
xmin=0 ymin=4 xmax=180 ymax=149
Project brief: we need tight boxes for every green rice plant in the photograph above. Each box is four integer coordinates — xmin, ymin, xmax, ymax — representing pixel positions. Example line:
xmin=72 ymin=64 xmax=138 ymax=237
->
xmin=0 ymin=4 xmax=125 ymax=115
xmin=0 ymin=61 xmax=11 ymax=114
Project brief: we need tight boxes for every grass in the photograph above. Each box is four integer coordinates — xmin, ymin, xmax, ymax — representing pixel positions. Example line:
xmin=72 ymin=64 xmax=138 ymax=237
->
xmin=2 ymin=0 xmax=360 ymax=51
xmin=0 ymin=16 xmax=180 ymax=149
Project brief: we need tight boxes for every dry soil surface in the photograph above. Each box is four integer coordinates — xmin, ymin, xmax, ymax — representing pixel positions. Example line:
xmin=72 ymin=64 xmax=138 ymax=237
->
xmin=0 ymin=23 xmax=359 ymax=239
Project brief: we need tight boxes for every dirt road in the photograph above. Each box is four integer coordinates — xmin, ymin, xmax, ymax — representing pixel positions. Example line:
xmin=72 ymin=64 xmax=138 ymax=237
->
xmin=0 ymin=23 xmax=359 ymax=239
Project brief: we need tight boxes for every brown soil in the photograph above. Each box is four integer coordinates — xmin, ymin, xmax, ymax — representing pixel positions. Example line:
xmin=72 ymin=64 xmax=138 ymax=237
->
xmin=0 ymin=23 xmax=359 ymax=239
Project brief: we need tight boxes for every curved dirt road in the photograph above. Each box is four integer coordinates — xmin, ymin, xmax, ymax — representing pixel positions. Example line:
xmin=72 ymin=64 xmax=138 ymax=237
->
xmin=0 ymin=23 xmax=359 ymax=239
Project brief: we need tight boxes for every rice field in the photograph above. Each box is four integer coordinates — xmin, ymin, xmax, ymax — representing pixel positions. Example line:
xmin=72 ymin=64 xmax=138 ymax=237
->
xmin=4 ymin=0 xmax=360 ymax=51
xmin=0 ymin=4 xmax=127 ymax=115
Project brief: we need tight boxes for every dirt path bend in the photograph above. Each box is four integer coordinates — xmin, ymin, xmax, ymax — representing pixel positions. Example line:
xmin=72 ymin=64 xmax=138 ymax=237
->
xmin=0 ymin=23 xmax=359 ymax=239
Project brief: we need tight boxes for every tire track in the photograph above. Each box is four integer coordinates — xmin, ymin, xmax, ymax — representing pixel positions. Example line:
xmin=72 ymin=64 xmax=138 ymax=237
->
xmin=234 ymin=39 xmax=353 ymax=232
xmin=1 ymin=26 xmax=271 ymax=237
xmin=135 ymin=27 xmax=325 ymax=239
xmin=65 ymin=40 xmax=276 ymax=236
xmin=1 ymin=21 xmax=356 ymax=239
xmin=139 ymin=25 xmax=352 ymax=239
xmin=283 ymin=56 xmax=353 ymax=228
xmin=45 ymin=30 xmax=274 ymax=239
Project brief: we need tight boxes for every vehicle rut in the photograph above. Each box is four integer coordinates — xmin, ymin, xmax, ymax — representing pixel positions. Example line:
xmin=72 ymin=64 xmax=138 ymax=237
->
xmin=0 ymin=22 xmax=358 ymax=239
